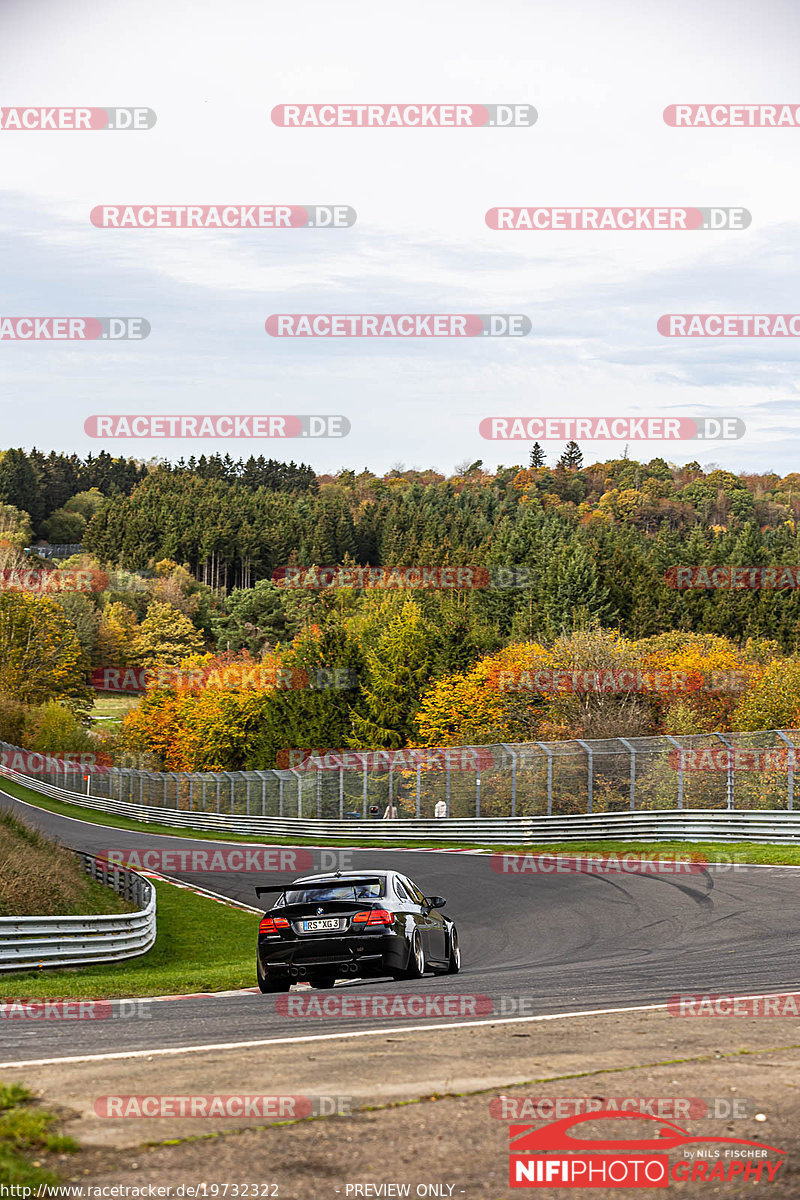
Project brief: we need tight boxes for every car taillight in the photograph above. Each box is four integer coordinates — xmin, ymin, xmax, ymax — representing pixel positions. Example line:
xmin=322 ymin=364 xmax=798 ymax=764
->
xmin=352 ymin=909 xmax=393 ymax=926
xmin=259 ymin=916 xmax=290 ymax=934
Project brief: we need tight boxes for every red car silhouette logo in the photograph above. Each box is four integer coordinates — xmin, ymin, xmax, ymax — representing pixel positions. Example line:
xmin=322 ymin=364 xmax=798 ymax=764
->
xmin=510 ymin=1110 xmax=784 ymax=1155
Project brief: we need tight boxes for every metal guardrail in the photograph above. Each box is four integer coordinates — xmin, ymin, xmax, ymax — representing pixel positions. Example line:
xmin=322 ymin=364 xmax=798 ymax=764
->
xmin=0 ymin=848 xmax=156 ymax=972
xmin=3 ymin=761 xmax=800 ymax=844
xmin=23 ymin=543 xmax=84 ymax=560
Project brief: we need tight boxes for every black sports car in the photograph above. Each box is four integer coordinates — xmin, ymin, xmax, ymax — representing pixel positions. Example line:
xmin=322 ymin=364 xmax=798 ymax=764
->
xmin=255 ymin=869 xmax=461 ymax=991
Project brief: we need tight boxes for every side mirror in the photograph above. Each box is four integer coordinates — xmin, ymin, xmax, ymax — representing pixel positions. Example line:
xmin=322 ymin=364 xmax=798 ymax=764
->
xmin=427 ymin=895 xmax=447 ymax=909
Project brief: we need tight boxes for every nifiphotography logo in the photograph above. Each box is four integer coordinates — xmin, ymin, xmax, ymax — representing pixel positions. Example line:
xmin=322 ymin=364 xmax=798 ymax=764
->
xmin=508 ymin=1111 xmax=786 ymax=1188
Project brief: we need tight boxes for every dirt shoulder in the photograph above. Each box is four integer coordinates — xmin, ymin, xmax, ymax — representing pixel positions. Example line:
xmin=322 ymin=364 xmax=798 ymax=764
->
xmin=15 ymin=1009 xmax=800 ymax=1198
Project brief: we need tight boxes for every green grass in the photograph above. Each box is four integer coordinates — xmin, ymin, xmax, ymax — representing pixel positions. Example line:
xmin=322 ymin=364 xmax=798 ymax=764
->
xmin=3 ymin=776 xmax=800 ymax=864
xmin=0 ymin=1083 xmax=79 ymax=1188
xmin=0 ymin=879 xmax=258 ymax=999
xmin=89 ymin=691 xmax=138 ymax=728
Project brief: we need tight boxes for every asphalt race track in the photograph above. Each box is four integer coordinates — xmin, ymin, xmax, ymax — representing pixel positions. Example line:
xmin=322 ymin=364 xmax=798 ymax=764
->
xmin=3 ymin=790 xmax=800 ymax=1065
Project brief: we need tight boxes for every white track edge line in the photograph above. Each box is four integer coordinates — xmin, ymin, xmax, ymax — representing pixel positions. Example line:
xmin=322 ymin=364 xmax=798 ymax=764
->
xmin=6 ymin=986 xmax=800 ymax=1068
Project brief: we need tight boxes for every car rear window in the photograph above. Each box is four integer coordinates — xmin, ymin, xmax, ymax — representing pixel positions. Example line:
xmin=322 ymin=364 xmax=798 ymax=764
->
xmin=280 ymin=882 xmax=383 ymax=904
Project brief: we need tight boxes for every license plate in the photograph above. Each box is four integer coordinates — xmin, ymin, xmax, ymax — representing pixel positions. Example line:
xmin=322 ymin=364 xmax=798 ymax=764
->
xmin=302 ymin=918 xmax=341 ymax=932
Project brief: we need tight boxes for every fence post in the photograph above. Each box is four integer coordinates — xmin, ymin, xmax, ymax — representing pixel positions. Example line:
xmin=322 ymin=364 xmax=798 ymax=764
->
xmin=362 ymin=756 xmax=368 ymax=819
xmin=339 ymin=766 xmax=344 ymax=820
xmin=665 ymin=736 xmax=684 ymax=809
xmin=714 ymin=732 xmax=735 ymax=810
xmin=446 ymin=752 xmax=451 ymax=817
xmin=501 ymin=744 xmax=517 ymax=817
xmin=618 ymin=738 xmax=636 ymax=810
xmin=290 ymin=768 xmax=302 ymax=818
xmin=416 ymin=763 xmax=421 ymax=818
xmin=775 ymin=730 xmax=795 ymax=810
xmin=316 ymin=767 xmax=322 ymax=819
xmin=535 ymin=743 xmax=552 ymax=815
xmin=576 ymin=740 xmax=593 ymax=814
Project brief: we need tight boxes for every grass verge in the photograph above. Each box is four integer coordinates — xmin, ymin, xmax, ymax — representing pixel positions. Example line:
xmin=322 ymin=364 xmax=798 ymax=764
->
xmin=0 ymin=1082 xmax=78 ymax=1188
xmin=0 ymin=808 xmax=134 ymax=918
xmin=3 ymin=775 xmax=800 ymax=865
xmin=0 ymin=880 xmax=258 ymax=999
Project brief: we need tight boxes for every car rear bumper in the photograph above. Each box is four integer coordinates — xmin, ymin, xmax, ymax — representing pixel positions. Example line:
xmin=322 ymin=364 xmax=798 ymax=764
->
xmin=258 ymin=931 xmax=406 ymax=977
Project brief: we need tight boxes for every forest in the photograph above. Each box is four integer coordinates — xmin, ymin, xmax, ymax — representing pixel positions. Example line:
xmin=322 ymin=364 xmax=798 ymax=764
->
xmin=2 ymin=442 xmax=800 ymax=771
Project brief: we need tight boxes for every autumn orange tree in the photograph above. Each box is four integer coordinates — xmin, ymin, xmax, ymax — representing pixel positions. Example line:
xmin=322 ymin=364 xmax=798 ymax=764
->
xmin=0 ymin=592 xmax=90 ymax=711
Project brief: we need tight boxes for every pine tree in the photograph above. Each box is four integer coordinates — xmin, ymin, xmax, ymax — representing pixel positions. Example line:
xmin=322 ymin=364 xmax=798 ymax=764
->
xmin=558 ymin=441 xmax=584 ymax=471
xmin=529 ymin=443 xmax=545 ymax=468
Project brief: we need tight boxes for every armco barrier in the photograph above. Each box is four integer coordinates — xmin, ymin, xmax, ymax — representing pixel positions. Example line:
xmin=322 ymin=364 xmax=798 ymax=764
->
xmin=0 ymin=850 xmax=156 ymax=972
xmin=2 ymin=762 xmax=800 ymax=843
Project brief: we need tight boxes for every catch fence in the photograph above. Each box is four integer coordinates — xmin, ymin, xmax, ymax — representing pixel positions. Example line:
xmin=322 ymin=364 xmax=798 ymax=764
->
xmin=2 ymin=730 xmax=798 ymax=821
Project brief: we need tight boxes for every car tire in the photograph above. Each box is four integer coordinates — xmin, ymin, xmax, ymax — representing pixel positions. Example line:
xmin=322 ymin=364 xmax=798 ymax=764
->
xmin=445 ymin=925 xmax=461 ymax=974
xmin=432 ymin=925 xmax=461 ymax=975
xmin=309 ymin=973 xmax=337 ymax=989
xmin=403 ymin=930 xmax=426 ymax=980
xmin=257 ymin=957 xmax=291 ymax=994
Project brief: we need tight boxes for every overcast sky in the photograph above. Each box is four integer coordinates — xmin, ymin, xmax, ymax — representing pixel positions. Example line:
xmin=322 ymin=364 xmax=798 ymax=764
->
xmin=1 ymin=0 xmax=800 ymax=475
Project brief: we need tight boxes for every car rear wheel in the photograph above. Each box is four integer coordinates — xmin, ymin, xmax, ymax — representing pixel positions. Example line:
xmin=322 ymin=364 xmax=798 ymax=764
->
xmin=403 ymin=930 xmax=426 ymax=979
xmin=257 ymin=957 xmax=291 ymax=994
xmin=309 ymin=973 xmax=337 ymax=989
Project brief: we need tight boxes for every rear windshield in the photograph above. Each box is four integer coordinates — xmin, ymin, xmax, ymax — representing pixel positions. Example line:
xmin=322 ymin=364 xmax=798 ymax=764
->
xmin=278 ymin=882 xmax=383 ymax=905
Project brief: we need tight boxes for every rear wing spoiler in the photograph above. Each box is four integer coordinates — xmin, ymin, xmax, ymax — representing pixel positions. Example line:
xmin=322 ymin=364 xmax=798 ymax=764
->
xmin=255 ymin=877 xmax=384 ymax=900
